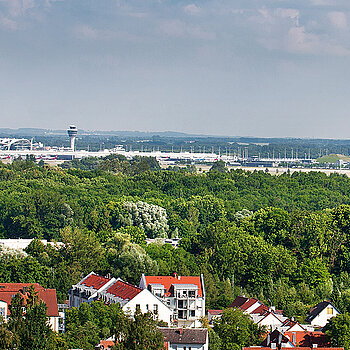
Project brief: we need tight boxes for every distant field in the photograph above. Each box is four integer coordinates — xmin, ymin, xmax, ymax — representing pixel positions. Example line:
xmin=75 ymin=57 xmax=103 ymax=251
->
xmin=317 ymin=153 xmax=350 ymax=163
xmin=160 ymin=163 xmax=350 ymax=176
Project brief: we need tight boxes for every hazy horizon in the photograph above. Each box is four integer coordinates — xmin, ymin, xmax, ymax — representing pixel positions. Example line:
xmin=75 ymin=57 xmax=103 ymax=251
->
xmin=1 ymin=1 xmax=350 ymax=139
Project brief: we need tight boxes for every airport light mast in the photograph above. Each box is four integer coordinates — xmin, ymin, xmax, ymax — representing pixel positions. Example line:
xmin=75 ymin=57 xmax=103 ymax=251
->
xmin=67 ymin=125 xmax=78 ymax=152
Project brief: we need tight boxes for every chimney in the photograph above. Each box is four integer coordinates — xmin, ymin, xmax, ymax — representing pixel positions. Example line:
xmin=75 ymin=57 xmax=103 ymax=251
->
xmin=173 ymin=272 xmax=177 ymax=279
xmin=179 ymin=328 xmax=183 ymax=335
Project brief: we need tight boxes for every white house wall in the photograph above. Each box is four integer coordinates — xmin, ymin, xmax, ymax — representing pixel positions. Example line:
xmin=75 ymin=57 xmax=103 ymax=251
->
xmin=0 ymin=300 xmax=7 ymax=319
xmin=123 ymin=289 xmax=172 ymax=325
xmin=311 ymin=306 xmax=339 ymax=327
xmin=169 ymin=344 xmax=206 ymax=350
xmin=258 ymin=313 xmax=283 ymax=329
xmin=49 ymin=316 xmax=59 ymax=333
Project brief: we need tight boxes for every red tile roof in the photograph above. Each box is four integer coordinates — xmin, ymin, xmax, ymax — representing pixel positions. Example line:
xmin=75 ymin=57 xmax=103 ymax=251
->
xmin=106 ymin=280 xmax=141 ymax=301
xmin=241 ymin=298 xmax=259 ymax=311
xmin=0 ymin=284 xmax=59 ymax=317
xmin=208 ymin=309 xmax=223 ymax=315
xmin=251 ymin=304 xmax=269 ymax=315
xmin=284 ymin=331 xmax=330 ymax=347
xmin=0 ymin=283 xmax=44 ymax=291
xmin=144 ymin=276 xmax=203 ymax=297
xmin=81 ymin=274 xmax=111 ymax=289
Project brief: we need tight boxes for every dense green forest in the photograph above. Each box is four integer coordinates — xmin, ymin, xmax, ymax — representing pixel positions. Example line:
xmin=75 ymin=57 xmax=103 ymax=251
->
xmin=2 ymin=156 xmax=350 ymax=323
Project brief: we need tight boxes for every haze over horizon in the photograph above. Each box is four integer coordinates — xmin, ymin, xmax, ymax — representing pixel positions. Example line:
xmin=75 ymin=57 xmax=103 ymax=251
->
xmin=1 ymin=0 xmax=350 ymax=139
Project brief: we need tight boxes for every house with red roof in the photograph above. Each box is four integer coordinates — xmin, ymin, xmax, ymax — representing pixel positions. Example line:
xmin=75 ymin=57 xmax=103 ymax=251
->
xmin=261 ymin=328 xmax=331 ymax=348
xmin=208 ymin=309 xmax=223 ymax=324
xmin=139 ymin=273 xmax=206 ymax=328
xmin=69 ymin=272 xmax=172 ymax=325
xmin=0 ymin=283 xmax=61 ymax=332
xmin=230 ymin=296 xmax=287 ymax=330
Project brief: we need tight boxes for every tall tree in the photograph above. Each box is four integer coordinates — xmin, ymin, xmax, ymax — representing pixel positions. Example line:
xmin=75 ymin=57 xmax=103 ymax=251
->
xmin=118 ymin=309 xmax=164 ymax=350
xmin=214 ymin=308 xmax=265 ymax=350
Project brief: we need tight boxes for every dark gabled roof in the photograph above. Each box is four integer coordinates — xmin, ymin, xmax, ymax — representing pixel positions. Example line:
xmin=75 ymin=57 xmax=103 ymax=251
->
xmin=261 ymin=329 xmax=291 ymax=347
xmin=159 ymin=328 xmax=207 ymax=344
xmin=306 ymin=301 xmax=332 ymax=322
xmin=230 ymin=296 xmax=249 ymax=308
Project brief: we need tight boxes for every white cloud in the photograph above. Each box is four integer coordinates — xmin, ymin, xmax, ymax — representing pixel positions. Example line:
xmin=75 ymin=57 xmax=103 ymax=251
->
xmin=74 ymin=24 xmax=141 ymax=42
xmin=0 ymin=0 xmax=35 ymax=17
xmin=159 ymin=19 xmax=215 ymax=40
xmin=310 ymin=0 xmax=335 ymax=6
xmin=328 ymin=11 xmax=347 ymax=29
xmin=0 ymin=15 xmax=18 ymax=30
xmin=275 ymin=8 xmax=300 ymax=26
xmin=184 ymin=4 xmax=201 ymax=15
xmin=75 ymin=25 xmax=98 ymax=39
xmin=286 ymin=26 xmax=350 ymax=56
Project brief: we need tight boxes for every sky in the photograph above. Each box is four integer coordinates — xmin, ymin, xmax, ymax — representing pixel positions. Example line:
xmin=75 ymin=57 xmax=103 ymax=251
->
xmin=1 ymin=0 xmax=350 ymax=138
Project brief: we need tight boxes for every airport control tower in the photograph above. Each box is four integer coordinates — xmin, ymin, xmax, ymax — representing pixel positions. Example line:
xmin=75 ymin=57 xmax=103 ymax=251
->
xmin=67 ymin=125 xmax=78 ymax=151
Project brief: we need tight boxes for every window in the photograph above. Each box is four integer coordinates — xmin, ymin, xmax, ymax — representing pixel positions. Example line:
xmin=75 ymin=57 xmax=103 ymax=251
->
xmin=189 ymin=290 xmax=195 ymax=298
xmin=190 ymin=310 xmax=195 ymax=317
xmin=327 ymin=307 xmax=333 ymax=315
xmin=136 ymin=304 xmax=141 ymax=311
xmin=292 ymin=332 xmax=296 ymax=344
xmin=153 ymin=304 xmax=158 ymax=315
xmin=0 ymin=307 xmax=5 ymax=317
xmin=146 ymin=304 xmax=149 ymax=311
xmin=178 ymin=310 xmax=187 ymax=319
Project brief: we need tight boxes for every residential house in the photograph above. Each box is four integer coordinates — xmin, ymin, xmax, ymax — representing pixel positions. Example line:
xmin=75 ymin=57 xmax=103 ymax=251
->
xmin=0 ymin=283 xmax=60 ymax=332
xmin=243 ymin=347 xmax=343 ymax=350
xmin=140 ymin=273 xmax=206 ymax=328
xmin=69 ymin=272 xmax=172 ymax=325
xmin=95 ymin=337 xmax=115 ymax=350
xmin=305 ymin=301 xmax=340 ymax=328
xmin=261 ymin=328 xmax=330 ymax=348
xmin=207 ymin=309 xmax=223 ymax=324
xmin=160 ymin=327 xmax=208 ymax=350
xmin=230 ymin=296 xmax=287 ymax=330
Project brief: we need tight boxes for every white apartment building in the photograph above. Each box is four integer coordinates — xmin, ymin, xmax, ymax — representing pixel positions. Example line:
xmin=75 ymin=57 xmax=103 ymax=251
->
xmin=140 ymin=273 xmax=206 ymax=328
xmin=69 ymin=272 xmax=172 ymax=325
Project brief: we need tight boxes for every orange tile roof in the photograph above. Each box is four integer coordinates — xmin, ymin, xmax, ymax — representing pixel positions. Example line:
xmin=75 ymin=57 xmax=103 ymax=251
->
xmin=0 ymin=284 xmax=59 ymax=317
xmin=0 ymin=283 xmax=45 ymax=291
xmin=144 ymin=276 xmax=203 ymax=297
xmin=106 ymin=280 xmax=141 ymax=301
xmin=98 ymin=340 xmax=115 ymax=349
